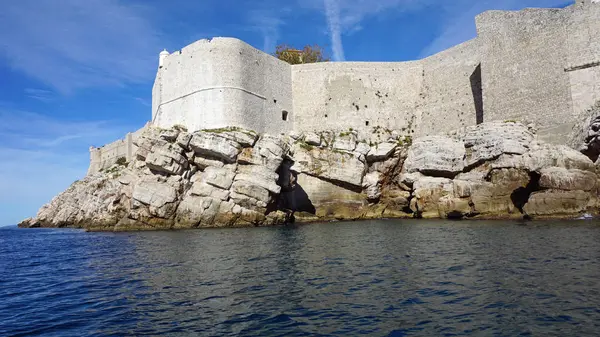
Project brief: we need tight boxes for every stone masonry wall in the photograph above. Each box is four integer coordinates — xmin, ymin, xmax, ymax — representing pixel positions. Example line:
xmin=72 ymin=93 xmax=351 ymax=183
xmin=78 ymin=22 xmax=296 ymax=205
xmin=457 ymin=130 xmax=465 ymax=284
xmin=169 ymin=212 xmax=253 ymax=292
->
xmin=92 ymin=2 xmax=600 ymax=176
xmin=476 ymin=8 xmax=573 ymax=144
xmin=291 ymin=61 xmax=423 ymax=137
xmin=566 ymin=3 xmax=600 ymax=116
xmin=416 ymin=39 xmax=483 ymax=138
xmin=88 ymin=125 xmax=147 ymax=175
xmin=152 ymin=38 xmax=293 ymax=135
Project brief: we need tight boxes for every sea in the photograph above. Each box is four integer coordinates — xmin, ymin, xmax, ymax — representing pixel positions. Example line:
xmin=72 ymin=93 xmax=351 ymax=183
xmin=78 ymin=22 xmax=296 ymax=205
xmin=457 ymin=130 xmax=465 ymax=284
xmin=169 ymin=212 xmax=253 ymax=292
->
xmin=1 ymin=219 xmax=600 ymax=336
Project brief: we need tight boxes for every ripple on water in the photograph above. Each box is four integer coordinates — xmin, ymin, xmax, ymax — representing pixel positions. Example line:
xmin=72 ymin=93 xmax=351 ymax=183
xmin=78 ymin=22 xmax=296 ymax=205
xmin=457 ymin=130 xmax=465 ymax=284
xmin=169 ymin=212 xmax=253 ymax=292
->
xmin=2 ymin=220 xmax=600 ymax=336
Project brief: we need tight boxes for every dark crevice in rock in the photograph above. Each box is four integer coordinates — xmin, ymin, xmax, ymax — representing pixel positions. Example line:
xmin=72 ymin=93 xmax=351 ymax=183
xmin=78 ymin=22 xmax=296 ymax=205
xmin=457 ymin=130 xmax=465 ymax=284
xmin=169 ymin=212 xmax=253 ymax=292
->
xmin=510 ymin=171 xmax=541 ymax=215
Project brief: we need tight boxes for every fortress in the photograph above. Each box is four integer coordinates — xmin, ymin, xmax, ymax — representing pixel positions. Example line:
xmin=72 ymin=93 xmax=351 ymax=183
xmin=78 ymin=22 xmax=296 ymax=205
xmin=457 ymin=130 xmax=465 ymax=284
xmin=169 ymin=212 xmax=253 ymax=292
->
xmin=88 ymin=0 xmax=600 ymax=175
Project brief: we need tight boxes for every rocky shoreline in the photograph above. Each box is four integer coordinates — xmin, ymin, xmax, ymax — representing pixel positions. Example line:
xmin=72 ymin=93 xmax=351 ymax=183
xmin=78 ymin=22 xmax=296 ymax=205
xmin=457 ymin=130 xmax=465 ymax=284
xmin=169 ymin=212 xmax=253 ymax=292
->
xmin=18 ymin=120 xmax=600 ymax=231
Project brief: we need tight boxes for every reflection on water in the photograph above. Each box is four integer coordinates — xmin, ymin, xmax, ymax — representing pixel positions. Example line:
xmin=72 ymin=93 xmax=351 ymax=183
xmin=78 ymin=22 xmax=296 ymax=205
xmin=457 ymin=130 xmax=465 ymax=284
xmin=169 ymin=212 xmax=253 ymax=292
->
xmin=2 ymin=220 xmax=600 ymax=336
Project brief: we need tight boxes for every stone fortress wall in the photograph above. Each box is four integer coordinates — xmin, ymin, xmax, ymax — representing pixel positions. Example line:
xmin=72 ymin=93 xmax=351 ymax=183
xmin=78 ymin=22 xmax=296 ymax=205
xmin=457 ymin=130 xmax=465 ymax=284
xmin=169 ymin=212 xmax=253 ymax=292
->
xmin=88 ymin=124 xmax=148 ymax=175
xmin=88 ymin=1 xmax=599 ymax=174
xmin=152 ymin=38 xmax=293 ymax=135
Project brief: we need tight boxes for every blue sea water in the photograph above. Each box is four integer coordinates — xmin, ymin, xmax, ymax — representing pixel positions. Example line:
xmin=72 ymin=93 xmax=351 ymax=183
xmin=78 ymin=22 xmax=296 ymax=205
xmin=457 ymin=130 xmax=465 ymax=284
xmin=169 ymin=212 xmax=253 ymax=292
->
xmin=2 ymin=219 xmax=600 ymax=336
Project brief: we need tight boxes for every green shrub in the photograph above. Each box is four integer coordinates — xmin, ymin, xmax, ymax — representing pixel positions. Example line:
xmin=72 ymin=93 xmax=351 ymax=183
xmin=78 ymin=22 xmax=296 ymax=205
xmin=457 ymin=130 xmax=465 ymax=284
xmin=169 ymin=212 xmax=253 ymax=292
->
xmin=116 ymin=157 xmax=128 ymax=166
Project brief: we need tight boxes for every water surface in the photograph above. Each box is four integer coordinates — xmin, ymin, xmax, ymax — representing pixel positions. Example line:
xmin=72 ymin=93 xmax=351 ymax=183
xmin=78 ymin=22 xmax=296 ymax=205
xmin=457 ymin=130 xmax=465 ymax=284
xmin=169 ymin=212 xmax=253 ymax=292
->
xmin=2 ymin=220 xmax=600 ymax=336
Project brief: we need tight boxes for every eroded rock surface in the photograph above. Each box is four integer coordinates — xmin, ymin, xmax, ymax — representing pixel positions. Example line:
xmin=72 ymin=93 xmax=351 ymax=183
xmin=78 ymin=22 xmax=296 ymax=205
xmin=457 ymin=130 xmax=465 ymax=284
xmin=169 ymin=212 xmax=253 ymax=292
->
xmin=19 ymin=121 xmax=600 ymax=230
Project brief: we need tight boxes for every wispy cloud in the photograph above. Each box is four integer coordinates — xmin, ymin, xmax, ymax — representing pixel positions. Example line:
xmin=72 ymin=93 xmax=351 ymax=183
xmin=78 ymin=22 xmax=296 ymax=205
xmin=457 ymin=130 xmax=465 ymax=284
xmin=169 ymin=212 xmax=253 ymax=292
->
xmin=324 ymin=0 xmax=345 ymax=61
xmin=134 ymin=97 xmax=151 ymax=107
xmin=0 ymin=0 xmax=162 ymax=94
xmin=247 ymin=8 xmax=290 ymax=53
xmin=315 ymin=0 xmax=427 ymax=61
xmin=24 ymin=88 xmax=55 ymax=103
xmin=0 ymin=109 xmax=131 ymax=225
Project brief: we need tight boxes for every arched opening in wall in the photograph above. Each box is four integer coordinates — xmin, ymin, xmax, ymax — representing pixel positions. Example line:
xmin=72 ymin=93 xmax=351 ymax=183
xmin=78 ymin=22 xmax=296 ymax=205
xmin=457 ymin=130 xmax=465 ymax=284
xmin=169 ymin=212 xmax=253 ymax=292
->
xmin=365 ymin=121 xmax=370 ymax=126
xmin=470 ymin=64 xmax=484 ymax=124
xmin=282 ymin=110 xmax=289 ymax=121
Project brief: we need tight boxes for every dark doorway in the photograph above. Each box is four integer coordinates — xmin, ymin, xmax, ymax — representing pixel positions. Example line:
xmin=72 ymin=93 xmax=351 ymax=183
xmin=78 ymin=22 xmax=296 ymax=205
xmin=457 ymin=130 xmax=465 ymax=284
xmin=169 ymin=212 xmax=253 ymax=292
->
xmin=470 ymin=64 xmax=484 ymax=124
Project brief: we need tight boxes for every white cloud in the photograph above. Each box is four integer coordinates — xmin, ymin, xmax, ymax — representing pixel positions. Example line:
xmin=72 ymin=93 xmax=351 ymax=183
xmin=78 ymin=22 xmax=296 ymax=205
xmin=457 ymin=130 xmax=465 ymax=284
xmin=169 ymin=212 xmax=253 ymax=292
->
xmin=0 ymin=0 xmax=162 ymax=94
xmin=24 ymin=88 xmax=55 ymax=103
xmin=246 ymin=8 xmax=291 ymax=53
xmin=316 ymin=0 xmax=428 ymax=61
xmin=324 ymin=0 xmax=346 ymax=61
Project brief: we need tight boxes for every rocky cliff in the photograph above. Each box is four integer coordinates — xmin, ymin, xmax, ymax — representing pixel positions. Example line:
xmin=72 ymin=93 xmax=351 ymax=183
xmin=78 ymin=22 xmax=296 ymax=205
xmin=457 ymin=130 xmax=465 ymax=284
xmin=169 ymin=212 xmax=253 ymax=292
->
xmin=19 ymin=121 xmax=600 ymax=230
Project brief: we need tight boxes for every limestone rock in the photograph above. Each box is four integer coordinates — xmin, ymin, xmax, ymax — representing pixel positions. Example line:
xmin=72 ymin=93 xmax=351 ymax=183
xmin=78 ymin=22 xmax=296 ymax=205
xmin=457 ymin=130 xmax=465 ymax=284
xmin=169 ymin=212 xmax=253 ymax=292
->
xmin=176 ymin=195 xmax=222 ymax=226
xmin=354 ymin=142 xmax=371 ymax=156
xmin=404 ymin=136 xmax=465 ymax=178
xmin=333 ymin=133 xmax=358 ymax=152
xmin=363 ymin=172 xmax=381 ymax=201
xmin=538 ymin=167 xmax=597 ymax=191
xmin=193 ymin=156 xmax=225 ymax=170
xmin=190 ymin=182 xmax=230 ymax=201
xmin=292 ymin=144 xmax=366 ymax=188
xmin=229 ymin=191 xmax=268 ymax=212
xmin=236 ymin=164 xmax=279 ymax=181
xmin=256 ymin=135 xmax=288 ymax=159
xmin=189 ymin=132 xmax=241 ymax=163
xmin=159 ymin=128 xmax=180 ymax=142
xmin=462 ymin=121 xmax=534 ymax=166
xmin=234 ymin=173 xmax=281 ymax=194
xmin=198 ymin=166 xmax=236 ymax=190
xmin=176 ymin=132 xmax=192 ymax=150
xmin=231 ymin=180 xmax=271 ymax=204
xmin=410 ymin=176 xmax=454 ymax=218
xmin=493 ymin=143 xmax=594 ymax=172
xmin=132 ymin=179 xmax=179 ymax=218
xmin=212 ymin=130 xmax=258 ymax=148
xmin=523 ymin=190 xmax=591 ymax=216
xmin=145 ymin=143 xmax=187 ymax=176
xmin=366 ymin=142 xmax=397 ymax=163
xmin=304 ymin=132 xmax=321 ymax=146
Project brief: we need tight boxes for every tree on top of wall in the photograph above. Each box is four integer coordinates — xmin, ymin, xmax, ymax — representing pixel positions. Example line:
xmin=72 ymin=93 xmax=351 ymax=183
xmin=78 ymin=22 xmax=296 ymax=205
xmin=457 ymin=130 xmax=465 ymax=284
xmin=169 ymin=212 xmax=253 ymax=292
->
xmin=274 ymin=44 xmax=329 ymax=65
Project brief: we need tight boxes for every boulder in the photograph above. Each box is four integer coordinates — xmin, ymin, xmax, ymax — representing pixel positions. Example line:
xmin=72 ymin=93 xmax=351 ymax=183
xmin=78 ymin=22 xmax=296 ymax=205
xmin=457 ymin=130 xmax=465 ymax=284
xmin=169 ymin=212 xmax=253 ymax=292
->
xmin=229 ymin=191 xmax=268 ymax=212
xmin=210 ymin=129 xmax=258 ymax=148
xmin=189 ymin=132 xmax=241 ymax=163
xmin=236 ymin=164 xmax=279 ymax=181
xmin=176 ymin=195 xmax=222 ymax=226
xmin=176 ymin=132 xmax=192 ymax=150
xmin=304 ymin=132 xmax=321 ymax=146
xmin=145 ymin=143 xmax=187 ymax=176
xmin=292 ymin=144 xmax=366 ymax=188
xmin=493 ymin=143 xmax=594 ymax=172
xmin=193 ymin=156 xmax=225 ymax=170
xmin=198 ymin=166 xmax=236 ymax=190
xmin=366 ymin=142 xmax=397 ymax=162
xmin=404 ymin=136 xmax=465 ymax=178
xmin=462 ymin=121 xmax=534 ymax=166
xmin=190 ymin=182 xmax=230 ymax=201
xmin=354 ymin=142 xmax=371 ymax=156
xmin=256 ymin=135 xmax=288 ymax=159
xmin=538 ymin=167 xmax=597 ymax=191
xmin=333 ymin=133 xmax=358 ymax=152
xmin=230 ymin=180 xmax=271 ymax=204
xmin=363 ymin=172 xmax=381 ymax=201
xmin=132 ymin=179 xmax=179 ymax=218
xmin=159 ymin=128 xmax=180 ymax=142
xmin=523 ymin=190 xmax=591 ymax=216
xmin=410 ymin=177 xmax=454 ymax=218
xmin=234 ymin=173 xmax=281 ymax=194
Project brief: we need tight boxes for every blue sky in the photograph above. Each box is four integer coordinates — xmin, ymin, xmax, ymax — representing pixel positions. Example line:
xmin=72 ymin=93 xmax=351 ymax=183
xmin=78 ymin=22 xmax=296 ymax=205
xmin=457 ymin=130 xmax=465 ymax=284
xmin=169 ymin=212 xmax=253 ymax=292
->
xmin=0 ymin=0 xmax=571 ymax=226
